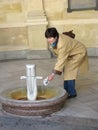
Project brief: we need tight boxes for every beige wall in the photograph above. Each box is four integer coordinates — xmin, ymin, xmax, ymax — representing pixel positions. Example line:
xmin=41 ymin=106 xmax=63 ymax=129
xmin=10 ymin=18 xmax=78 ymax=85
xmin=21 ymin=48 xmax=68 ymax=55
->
xmin=0 ymin=0 xmax=48 ymax=53
xmin=0 ymin=0 xmax=98 ymax=58
xmin=44 ymin=0 xmax=98 ymax=49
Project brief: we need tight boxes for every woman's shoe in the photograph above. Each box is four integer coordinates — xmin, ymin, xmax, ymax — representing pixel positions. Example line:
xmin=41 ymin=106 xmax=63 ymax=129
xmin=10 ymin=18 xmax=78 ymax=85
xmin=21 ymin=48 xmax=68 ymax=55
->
xmin=68 ymin=94 xmax=77 ymax=99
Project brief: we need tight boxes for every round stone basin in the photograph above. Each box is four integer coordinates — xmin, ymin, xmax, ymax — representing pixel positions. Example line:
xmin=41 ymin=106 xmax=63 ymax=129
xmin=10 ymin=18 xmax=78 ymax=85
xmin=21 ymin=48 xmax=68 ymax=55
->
xmin=0 ymin=86 xmax=67 ymax=116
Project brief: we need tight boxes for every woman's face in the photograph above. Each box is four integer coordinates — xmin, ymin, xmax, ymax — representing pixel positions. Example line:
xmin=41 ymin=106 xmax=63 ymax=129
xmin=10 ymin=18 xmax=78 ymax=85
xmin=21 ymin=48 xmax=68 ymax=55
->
xmin=47 ymin=37 xmax=57 ymax=44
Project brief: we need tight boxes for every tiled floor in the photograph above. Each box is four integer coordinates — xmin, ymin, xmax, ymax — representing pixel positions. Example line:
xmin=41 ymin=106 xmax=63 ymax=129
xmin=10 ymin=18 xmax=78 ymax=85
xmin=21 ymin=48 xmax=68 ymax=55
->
xmin=0 ymin=57 xmax=98 ymax=129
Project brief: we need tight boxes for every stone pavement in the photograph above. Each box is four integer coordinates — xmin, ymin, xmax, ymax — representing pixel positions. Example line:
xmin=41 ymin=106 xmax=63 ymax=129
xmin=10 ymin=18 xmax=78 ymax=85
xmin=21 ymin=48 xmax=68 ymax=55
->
xmin=0 ymin=57 xmax=98 ymax=130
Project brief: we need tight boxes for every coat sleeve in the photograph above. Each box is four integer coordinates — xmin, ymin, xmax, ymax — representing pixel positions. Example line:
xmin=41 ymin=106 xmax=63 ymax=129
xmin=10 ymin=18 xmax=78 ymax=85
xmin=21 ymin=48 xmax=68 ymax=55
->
xmin=53 ymin=43 xmax=69 ymax=74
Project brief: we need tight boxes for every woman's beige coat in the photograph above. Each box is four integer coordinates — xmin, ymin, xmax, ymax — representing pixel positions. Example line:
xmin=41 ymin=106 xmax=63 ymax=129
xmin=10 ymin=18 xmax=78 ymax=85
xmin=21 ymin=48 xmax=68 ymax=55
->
xmin=52 ymin=34 xmax=89 ymax=80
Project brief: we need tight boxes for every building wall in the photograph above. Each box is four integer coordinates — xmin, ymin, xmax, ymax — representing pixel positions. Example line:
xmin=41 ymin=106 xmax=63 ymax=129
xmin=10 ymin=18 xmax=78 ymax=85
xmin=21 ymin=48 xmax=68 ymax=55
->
xmin=0 ymin=0 xmax=50 ymax=60
xmin=44 ymin=0 xmax=98 ymax=56
xmin=0 ymin=0 xmax=98 ymax=60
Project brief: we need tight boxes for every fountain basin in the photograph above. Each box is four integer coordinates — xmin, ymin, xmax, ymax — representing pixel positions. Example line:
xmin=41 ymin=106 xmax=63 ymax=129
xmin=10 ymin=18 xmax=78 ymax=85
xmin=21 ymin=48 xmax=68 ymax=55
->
xmin=0 ymin=86 xmax=67 ymax=116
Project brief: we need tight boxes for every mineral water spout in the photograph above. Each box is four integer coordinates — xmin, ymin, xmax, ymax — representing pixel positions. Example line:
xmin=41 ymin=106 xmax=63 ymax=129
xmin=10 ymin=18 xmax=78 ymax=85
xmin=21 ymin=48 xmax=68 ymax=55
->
xmin=20 ymin=64 xmax=43 ymax=100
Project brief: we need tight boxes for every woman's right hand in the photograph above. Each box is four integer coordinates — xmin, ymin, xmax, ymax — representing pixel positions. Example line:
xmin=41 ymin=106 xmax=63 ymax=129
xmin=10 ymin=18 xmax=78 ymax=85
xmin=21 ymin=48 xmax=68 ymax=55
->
xmin=48 ymin=73 xmax=55 ymax=81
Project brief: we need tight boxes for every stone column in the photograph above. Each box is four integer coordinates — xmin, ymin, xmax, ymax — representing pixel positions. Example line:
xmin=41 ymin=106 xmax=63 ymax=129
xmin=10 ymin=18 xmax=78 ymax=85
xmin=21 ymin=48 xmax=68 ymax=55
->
xmin=0 ymin=0 xmax=50 ymax=60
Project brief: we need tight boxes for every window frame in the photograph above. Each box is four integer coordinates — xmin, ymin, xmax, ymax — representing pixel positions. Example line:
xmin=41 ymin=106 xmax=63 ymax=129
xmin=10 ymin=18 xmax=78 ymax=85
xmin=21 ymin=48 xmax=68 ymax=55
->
xmin=67 ymin=0 xmax=98 ymax=12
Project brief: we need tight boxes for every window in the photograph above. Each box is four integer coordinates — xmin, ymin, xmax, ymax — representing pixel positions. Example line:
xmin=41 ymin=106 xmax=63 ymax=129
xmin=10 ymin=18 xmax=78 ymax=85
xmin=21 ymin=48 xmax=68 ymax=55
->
xmin=67 ymin=0 xmax=98 ymax=12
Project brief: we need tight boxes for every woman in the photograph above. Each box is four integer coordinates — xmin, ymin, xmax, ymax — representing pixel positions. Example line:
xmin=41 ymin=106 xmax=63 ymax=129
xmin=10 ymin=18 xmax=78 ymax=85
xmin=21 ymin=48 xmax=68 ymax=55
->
xmin=45 ymin=27 xmax=89 ymax=98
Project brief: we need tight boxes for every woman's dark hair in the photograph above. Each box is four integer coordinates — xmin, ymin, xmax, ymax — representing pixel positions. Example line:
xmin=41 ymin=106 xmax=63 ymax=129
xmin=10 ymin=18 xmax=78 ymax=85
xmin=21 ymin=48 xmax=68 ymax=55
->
xmin=45 ymin=27 xmax=59 ymax=38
